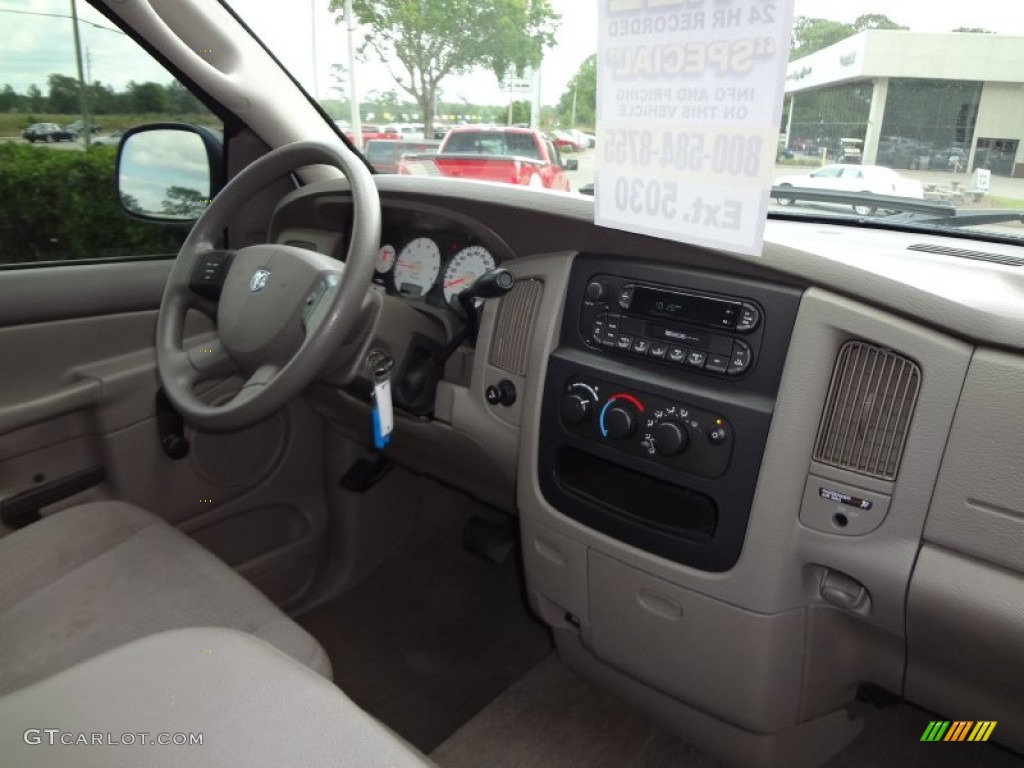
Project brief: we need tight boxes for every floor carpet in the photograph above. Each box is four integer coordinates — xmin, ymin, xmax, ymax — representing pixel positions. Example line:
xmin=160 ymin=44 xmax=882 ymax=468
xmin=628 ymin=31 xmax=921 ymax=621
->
xmin=298 ymin=481 xmax=553 ymax=753
xmin=432 ymin=652 xmax=1024 ymax=768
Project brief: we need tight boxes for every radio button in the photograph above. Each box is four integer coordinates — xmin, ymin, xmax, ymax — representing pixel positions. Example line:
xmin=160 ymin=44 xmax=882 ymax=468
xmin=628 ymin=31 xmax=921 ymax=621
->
xmin=728 ymin=341 xmax=752 ymax=375
xmin=618 ymin=285 xmax=634 ymax=310
xmin=616 ymin=335 xmax=634 ymax=350
xmin=705 ymin=354 xmax=729 ymax=374
xmin=667 ymin=346 xmax=687 ymax=364
xmin=736 ymin=303 xmax=761 ymax=332
xmin=632 ymin=338 xmax=650 ymax=355
xmin=685 ymin=350 xmax=708 ymax=369
xmin=648 ymin=341 xmax=668 ymax=359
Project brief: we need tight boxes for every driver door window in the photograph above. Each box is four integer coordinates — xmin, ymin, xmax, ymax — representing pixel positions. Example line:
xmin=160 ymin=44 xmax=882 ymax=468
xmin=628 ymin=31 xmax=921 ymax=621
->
xmin=0 ymin=4 xmax=222 ymax=267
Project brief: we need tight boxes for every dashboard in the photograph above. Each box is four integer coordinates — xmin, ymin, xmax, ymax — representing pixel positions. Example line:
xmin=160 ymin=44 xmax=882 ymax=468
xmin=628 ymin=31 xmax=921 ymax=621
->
xmin=269 ymin=174 xmax=1024 ymax=764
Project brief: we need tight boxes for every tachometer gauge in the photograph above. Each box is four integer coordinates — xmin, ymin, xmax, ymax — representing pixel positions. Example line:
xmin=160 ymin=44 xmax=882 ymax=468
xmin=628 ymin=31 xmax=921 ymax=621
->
xmin=394 ymin=237 xmax=441 ymax=299
xmin=442 ymin=245 xmax=497 ymax=305
xmin=375 ymin=244 xmax=396 ymax=275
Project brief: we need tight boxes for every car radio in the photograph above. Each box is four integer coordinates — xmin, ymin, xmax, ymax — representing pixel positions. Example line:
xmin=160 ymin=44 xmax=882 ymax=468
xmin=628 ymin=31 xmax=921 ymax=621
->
xmin=579 ymin=275 xmax=763 ymax=377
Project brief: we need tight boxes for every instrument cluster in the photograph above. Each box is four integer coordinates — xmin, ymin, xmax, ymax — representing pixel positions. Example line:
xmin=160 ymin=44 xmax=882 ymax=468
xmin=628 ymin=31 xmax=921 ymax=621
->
xmin=374 ymin=229 xmax=497 ymax=309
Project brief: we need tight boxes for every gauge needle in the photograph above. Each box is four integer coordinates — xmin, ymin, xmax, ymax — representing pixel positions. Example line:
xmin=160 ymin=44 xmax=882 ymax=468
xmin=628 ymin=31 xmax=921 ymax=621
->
xmin=445 ymin=278 xmax=466 ymax=288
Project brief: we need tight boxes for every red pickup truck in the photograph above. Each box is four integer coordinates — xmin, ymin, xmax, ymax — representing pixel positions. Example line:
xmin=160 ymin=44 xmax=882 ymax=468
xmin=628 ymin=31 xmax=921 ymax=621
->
xmin=397 ymin=127 xmax=577 ymax=191
xmin=340 ymin=124 xmax=402 ymax=149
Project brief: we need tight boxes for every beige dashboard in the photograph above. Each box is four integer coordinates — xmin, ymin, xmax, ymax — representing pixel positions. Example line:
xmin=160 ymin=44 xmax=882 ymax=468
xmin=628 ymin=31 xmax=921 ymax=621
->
xmin=272 ymin=176 xmax=1024 ymax=764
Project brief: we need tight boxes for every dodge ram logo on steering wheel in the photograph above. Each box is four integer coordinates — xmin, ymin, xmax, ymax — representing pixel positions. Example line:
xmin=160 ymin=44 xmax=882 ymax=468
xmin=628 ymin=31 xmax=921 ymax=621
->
xmin=249 ymin=269 xmax=271 ymax=293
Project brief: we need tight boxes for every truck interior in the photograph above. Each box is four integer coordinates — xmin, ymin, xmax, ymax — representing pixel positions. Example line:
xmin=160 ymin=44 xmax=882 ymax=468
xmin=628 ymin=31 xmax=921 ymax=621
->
xmin=1 ymin=1 xmax=1023 ymax=766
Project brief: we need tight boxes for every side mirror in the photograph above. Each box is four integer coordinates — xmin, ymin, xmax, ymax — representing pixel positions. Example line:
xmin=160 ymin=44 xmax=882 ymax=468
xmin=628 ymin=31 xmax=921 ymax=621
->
xmin=563 ymin=158 xmax=579 ymax=171
xmin=116 ymin=123 xmax=223 ymax=223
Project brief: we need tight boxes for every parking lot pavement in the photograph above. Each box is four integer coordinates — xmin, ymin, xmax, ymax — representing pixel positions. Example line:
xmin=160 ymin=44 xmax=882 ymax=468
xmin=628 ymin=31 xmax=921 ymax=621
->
xmin=564 ymin=148 xmax=596 ymax=193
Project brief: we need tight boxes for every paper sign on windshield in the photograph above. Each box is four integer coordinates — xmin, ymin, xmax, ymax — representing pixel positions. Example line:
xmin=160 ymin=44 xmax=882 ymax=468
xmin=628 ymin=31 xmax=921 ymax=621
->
xmin=595 ymin=0 xmax=795 ymax=256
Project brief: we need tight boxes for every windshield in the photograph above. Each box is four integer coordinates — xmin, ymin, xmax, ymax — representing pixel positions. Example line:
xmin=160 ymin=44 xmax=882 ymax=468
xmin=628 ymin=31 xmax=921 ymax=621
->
xmin=3 ymin=0 xmax=1018 ymax=250
xmin=222 ymin=0 xmax=1023 ymax=243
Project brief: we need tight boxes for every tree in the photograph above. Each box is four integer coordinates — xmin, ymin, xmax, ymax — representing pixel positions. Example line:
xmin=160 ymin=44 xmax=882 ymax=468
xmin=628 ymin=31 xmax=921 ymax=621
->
xmin=852 ymin=13 xmax=907 ymax=32
xmin=953 ymin=27 xmax=994 ymax=33
xmin=47 ymin=74 xmax=81 ymax=114
xmin=165 ymin=81 xmax=207 ymax=115
xmin=125 ymin=81 xmax=167 ymax=114
xmin=0 ymin=85 xmax=18 ymax=112
xmin=26 ymin=85 xmax=44 ymax=113
xmin=329 ymin=0 xmax=559 ymax=136
xmin=160 ymin=186 xmax=207 ymax=218
xmin=790 ymin=13 xmax=907 ymax=60
xmin=557 ymin=54 xmax=596 ymax=128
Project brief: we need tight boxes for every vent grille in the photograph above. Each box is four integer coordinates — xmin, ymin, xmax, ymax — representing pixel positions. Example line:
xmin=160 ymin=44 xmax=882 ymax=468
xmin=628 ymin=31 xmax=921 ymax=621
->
xmin=813 ymin=341 xmax=921 ymax=481
xmin=490 ymin=279 xmax=543 ymax=375
xmin=908 ymin=243 xmax=1024 ymax=267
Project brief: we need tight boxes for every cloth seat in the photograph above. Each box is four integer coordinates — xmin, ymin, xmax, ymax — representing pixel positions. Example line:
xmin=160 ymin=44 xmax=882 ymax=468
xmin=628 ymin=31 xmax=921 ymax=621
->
xmin=0 ymin=501 xmax=330 ymax=696
xmin=0 ymin=626 xmax=432 ymax=767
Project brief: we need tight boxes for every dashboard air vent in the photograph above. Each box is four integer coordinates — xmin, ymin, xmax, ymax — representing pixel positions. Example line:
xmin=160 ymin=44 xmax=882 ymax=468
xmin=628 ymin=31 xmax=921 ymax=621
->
xmin=908 ymin=243 xmax=1024 ymax=267
xmin=490 ymin=279 xmax=543 ymax=375
xmin=813 ymin=341 xmax=921 ymax=481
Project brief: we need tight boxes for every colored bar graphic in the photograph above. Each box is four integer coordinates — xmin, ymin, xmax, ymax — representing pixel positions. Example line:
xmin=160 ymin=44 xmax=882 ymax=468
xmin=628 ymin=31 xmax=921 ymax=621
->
xmin=969 ymin=722 xmax=998 ymax=742
xmin=944 ymin=721 xmax=973 ymax=741
xmin=921 ymin=721 xmax=997 ymax=742
xmin=921 ymin=721 xmax=950 ymax=741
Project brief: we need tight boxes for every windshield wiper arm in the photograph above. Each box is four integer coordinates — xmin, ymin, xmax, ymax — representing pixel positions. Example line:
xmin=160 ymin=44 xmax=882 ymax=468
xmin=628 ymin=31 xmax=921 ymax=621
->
xmin=770 ymin=187 xmax=956 ymax=217
xmin=886 ymin=209 xmax=1024 ymax=228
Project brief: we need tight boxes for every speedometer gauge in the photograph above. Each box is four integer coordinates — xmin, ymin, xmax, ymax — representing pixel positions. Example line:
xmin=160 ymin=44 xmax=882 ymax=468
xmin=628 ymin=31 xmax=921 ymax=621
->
xmin=394 ymin=237 xmax=441 ymax=299
xmin=442 ymin=245 xmax=496 ymax=305
xmin=375 ymin=244 xmax=396 ymax=275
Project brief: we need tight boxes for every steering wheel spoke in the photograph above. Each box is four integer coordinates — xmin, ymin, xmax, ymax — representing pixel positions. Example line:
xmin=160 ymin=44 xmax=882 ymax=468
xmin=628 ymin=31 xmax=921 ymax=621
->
xmin=186 ymin=337 xmax=237 ymax=378
xmin=187 ymin=249 xmax=236 ymax=302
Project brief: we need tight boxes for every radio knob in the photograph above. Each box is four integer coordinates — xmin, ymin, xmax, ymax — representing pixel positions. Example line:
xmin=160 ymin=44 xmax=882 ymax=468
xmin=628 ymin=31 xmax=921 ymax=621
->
xmin=604 ymin=406 xmax=637 ymax=440
xmin=585 ymin=280 xmax=609 ymax=302
xmin=560 ymin=394 xmax=592 ymax=425
xmin=653 ymin=421 xmax=689 ymax=456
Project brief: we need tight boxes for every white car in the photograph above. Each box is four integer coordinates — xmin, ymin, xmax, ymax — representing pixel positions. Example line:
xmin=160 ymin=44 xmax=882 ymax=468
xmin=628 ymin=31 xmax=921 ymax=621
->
xmin=775 ymin=163 xmax=925 ymax=215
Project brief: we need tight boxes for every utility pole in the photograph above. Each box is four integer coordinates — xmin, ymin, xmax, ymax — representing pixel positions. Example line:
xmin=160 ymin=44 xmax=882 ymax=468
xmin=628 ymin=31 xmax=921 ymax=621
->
xmin=70 ymin=0 xmax=91 ymax=146
xmin=344 ymin=0 xmax=362 ymax=146
xmin=310 ymin=0 xmax=320 ymax=100
xmin=570 ymin=85 xmax=577 ymax=128
xmin=530 ymin=65 xmax=541 ymax=130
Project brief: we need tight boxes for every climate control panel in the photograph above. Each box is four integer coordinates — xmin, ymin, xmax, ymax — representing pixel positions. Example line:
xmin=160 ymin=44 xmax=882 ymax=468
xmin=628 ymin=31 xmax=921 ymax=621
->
xmin=560 ymin=377 xmax=733 ymax=479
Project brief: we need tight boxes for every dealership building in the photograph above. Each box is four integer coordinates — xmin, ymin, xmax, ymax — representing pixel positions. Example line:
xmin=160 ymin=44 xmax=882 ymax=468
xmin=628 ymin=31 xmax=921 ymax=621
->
xmin=783 ymin=31 xmax=1024 ymax=176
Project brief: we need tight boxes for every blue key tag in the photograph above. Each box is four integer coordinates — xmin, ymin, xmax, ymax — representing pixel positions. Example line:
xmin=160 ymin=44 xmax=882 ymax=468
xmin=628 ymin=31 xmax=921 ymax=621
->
xmin=372 ymin=376 xmax=393 ymax=449
xmin=367 ymin=350 xmax=395 ymax=450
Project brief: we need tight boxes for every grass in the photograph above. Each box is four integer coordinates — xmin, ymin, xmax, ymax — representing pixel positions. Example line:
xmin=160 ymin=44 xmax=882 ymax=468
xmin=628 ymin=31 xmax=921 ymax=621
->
xmin=987 ymin=195 xmax=1024 ymax=210
xmin=0 ymin=113 xmax=220 ymax=136
xmin=776 ymin=156 xmax=823 ymax=167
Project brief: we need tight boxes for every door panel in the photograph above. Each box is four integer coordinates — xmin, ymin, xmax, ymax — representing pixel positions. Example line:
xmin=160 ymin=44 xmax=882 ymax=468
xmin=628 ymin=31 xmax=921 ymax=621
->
xmin=0 ymin=262 xmax=329 ymax=608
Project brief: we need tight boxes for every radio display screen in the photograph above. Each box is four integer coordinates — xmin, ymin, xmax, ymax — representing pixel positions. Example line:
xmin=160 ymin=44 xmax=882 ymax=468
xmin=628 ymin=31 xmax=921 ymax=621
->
xmin=629 ymin=287 xmax=738 ymax=328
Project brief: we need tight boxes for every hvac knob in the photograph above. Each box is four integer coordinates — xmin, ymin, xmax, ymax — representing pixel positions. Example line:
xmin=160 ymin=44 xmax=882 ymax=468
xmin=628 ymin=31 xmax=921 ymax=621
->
xmin=560 ymin=394 xmax=592 ymax=425
xmin=652 ymin=421 xmax=689 ymax=457
xmin=604 ymin=406 xmax=637 ymax=440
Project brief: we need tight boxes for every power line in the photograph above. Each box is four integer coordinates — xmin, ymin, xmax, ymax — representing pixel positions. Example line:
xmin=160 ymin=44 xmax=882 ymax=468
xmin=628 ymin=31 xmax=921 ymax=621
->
xmin=0 ymin=6 xmax=124 ymax=34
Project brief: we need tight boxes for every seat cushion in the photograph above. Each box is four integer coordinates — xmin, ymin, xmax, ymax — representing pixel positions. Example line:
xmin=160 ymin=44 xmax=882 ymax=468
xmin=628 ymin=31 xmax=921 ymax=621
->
xmin=0 ymin=501 xmax=330 ymax=695
xmin=0 ymin=627 xmax=432 ymax=767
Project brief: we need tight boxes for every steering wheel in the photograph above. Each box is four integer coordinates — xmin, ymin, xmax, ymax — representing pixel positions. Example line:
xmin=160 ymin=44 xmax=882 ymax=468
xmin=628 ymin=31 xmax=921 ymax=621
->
xmin=156 ymin=141 xmax=380 ymax=432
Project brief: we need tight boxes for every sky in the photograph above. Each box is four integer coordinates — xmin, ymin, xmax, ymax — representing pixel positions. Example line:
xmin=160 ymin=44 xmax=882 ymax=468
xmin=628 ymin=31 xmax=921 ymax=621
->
xmin=0 ymin=1 xmax=1022 ymax=107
